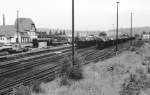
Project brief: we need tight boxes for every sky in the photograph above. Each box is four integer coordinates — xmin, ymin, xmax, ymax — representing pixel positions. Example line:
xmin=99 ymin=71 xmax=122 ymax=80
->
xmin=0 ymin=0 xmax=150 ymax=31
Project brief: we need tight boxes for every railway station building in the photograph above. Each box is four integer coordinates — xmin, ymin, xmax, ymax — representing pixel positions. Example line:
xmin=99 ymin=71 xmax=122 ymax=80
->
xmin=0 ymin=18 xmax=38 ymax=44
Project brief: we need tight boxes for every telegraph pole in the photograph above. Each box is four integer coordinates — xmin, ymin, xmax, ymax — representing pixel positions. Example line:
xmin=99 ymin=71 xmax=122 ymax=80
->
xmin=16 ymin=10 xmax=19 ymax=43
xmin=3 ymin=14 xmax=5 ymax=26
xmin=112 ymin=24 xmax=115 ymax=46
xmin=72 ymin=0 xmax=75 ymax=66
xmin=130 ymin=12 xmax=133 ymax=46
xmin=116 ymin=2 xmax=119 ymax=52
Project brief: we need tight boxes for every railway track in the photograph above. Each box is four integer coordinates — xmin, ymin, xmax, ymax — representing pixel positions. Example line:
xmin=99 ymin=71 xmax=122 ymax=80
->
xmin=0 ymin=45 xmax=96 ymax=69
xmin=0 ymin=46 xmax=96 ymax=80
xmin=0 ymin=47 xmax=72 ymax=68
xmin=0 ymin=46 xmax=98 ymax=95
xmin=0 ymin=46 xmax=72 ymax=62
xmin=0 ymin=40 xmax=136 ymax=95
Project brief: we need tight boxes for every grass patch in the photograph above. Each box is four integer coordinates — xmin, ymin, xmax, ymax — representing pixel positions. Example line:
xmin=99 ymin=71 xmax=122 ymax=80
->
xmin=119 ymin=66 xmax=150 ymax=95
xmin=132 ymin=40 xmax=144 ymax=48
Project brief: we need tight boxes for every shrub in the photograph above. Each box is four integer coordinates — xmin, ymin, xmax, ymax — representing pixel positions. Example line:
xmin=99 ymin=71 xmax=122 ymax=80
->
xmin=60 ymin=56 xmax=72 ymax=77
xmin=32 ymin=39 xmax=38 ymax=48
xmin=144 ymin=56 xmax=150 ymax=73
xmin=60 ymin=53 xmax=84 ymax=86
xmin=31 ymin=80 xmax=43 ymax=93
xmin=69 ymin=66 xmax=83 ymax=80
xmin=130 ymin=47 xmax=136 ymax=52
xmin=12 ymin=85 xmax=31 ymax=95
xmin=119 ymin=74 xmax=141 ymax=95
xmin=60 ymin=75 xmax=71 ymax=86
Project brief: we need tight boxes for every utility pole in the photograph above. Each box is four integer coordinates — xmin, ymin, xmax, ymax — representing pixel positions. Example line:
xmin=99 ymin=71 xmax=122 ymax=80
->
xmin=16 ymin=10 xmax=19 ymax=43
xmin=116 ymin=2 xmax=119 ymax=52
xmin=112 ymin=24 xmax=115 ymax=46
xmin=72 ymin=0 xmax=75 ymax=66
xmin=130 ymin=12 xmax=133 ymax=46
xmin=3 ymin=14 xmax=5 ymax=26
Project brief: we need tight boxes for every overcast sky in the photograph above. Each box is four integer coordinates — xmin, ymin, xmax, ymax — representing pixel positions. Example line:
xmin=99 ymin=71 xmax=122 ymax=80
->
xmin=0 ymin=0 xmax=150 ymax=30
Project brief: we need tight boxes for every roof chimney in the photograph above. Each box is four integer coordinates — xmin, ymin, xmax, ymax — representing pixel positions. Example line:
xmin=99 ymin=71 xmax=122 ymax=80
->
xmin=3 ymin=14 xmax=5 ymax=26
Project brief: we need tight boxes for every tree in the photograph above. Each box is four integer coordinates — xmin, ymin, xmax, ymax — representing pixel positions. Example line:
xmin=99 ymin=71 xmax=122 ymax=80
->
xmin=59 ymin=31 xmax=63 ymax=35
xmin=75 ymin=32 xmax=80 ymax=42
xmin=49 ymin=30 xmax=52 ymax=35
xmin=99 ymin=32 xmax=107 ymax=37
xmin=55 ymin=31 xmax=58 ymax=35
xmin=63 ymin=31 xmax=66 ymax=35
xmin=142 ymin=31 xmax=146 ymax=34
xmin=77 ymin=32 xmax=80 ymax=37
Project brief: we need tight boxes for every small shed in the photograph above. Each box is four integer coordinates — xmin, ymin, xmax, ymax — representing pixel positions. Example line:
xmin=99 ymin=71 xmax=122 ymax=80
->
xmin=38 ymin=41 xmax=47 ymax=48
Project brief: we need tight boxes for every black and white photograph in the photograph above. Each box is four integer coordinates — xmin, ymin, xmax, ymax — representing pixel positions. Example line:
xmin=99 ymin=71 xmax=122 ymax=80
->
xmin=0 ymin=0 xmax=150 ymax=95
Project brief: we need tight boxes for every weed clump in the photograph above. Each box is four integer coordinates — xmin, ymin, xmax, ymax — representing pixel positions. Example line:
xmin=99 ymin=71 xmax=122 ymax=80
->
xmin=11 ymin=81 xmax=44 ymax=95
xmin=60 ymin=54 xmax=84 ymax=86
xmin=31 ymin=80 xmax=43 ymax=93
xmin=11 ymin=85 xmax=31 ymax=95
xmin=119 ymin=67 xmax=150 ymax=95
xmin=119 ymin=74 xmax=141 ymax=95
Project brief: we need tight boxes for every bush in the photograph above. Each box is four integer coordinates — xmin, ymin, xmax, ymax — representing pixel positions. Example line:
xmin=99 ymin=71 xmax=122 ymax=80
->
xmin=60 ymin=75 xmax=71 ymax=86
xmin=60 ymin=54 xmax=84 ymax=86
xmin=32 ymin=39 xmax=38 ymax=48
xmin=31 ymin=80 xmax=43 ymax=93
xmin=12 ymin=85 xmax=31 ymax=95
xmin=119 ymin=74 xmax=141 ymax=95
xmin=130 ymin=47 xmax=136 ymax=52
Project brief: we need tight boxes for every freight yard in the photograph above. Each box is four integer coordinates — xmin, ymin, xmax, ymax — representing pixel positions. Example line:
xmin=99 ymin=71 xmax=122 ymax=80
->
xmin=0 ymin=37 xmax=145 ymax=95
xmin=1 ymin=0 xmax=150 ymax=95
xmin=0 ymin=25 xmax=149 ymax=95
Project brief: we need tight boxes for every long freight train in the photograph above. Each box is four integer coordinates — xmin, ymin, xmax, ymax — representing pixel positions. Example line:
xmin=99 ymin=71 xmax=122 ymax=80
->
xmin=75 ymin=35 xmax=135 ymax=49
xmin=96 ymin=36 xmax=135 ymax=49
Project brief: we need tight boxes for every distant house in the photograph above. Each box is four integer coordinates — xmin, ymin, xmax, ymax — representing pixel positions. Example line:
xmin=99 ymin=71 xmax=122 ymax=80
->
xmin=0 ymin=18 xmax=38 ymax=44
xmin=142 ymin=32 xmax=150 ymax=40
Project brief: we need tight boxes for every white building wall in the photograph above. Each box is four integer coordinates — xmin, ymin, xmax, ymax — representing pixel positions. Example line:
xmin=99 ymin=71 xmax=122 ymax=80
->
xmin=0 ymin=31 xmax=37 ymax=44
xmin=0 ymin=33 xmax=21 ymax=44
xmin=0 ymin=36 xmax=10 ymax=44
xmin=143 ymin=34 xmax=150 ymax=40
xmin=27 ymin=31 xmax=38 ymax=41
xmin=38 ymin=42 xmax=47 ymax=48
xmin=13 ymin=33 xmax=22 ymax=43
xmin=10 ymin=38 xmax=16 ymax=43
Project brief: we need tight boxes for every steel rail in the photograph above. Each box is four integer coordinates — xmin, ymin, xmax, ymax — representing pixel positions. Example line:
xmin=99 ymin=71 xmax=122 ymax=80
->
xmin=0 ymin=40 xmax=136 ymax=95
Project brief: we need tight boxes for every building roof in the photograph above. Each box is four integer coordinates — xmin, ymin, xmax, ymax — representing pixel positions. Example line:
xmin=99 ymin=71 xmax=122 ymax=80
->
xmin=0 ymin=25 xmax=16 ymax=38
xmin=15 ymin=18 xmax=35 ymax=32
